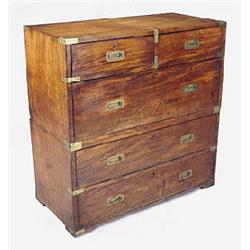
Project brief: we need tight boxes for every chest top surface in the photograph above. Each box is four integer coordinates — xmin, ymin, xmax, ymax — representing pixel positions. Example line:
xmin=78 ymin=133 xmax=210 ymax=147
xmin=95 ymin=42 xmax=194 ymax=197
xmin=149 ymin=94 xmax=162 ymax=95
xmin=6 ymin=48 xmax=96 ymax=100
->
xmin=25 ymin=12 xmax=222 ymax=43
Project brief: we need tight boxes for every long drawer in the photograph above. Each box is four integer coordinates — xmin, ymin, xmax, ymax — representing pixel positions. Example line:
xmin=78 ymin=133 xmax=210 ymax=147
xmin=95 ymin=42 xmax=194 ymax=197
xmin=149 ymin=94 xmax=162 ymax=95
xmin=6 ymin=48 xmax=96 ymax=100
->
xmin=73 ymin=59 xmax=222 ymax=146
xmin=77 ymin=150 xmax=215 ymax=229
xmin=75 ymin=115 xmax=218 ymax=187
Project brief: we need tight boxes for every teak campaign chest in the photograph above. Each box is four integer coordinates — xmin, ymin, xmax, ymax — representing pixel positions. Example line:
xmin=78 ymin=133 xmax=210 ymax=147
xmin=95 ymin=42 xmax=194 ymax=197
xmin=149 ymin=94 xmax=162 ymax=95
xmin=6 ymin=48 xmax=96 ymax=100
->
xmin=24 ymin=13 xmax=226 ymax=236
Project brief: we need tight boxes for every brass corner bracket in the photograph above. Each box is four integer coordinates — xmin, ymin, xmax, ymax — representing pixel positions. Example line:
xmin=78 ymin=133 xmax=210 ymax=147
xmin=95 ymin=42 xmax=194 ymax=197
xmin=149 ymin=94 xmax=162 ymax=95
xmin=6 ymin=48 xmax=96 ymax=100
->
xmin=210 ymin=145 xmax=217 ymax=152
xmin=217 ymin=21 xmax=227 ymax=28
xmin=67 ymin=187 xmax=85 ymax=196
xmin=66 ymin=227 xmax=86 ymax=237
xmin=61 ymin=76 xmax=81 ymax=84
xmin=57 ymin=37 xmax=79 ymax=45
xmin=213 ymin=105 xmax=221 ymax=114
xmin=64 ymin=141 xmax=83 ymax=152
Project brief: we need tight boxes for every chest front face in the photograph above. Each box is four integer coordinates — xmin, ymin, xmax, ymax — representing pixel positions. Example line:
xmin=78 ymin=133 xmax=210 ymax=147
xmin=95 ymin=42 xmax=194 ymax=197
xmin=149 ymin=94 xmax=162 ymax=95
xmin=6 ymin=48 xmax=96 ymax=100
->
xmin=25 ymin=13 xmax=226 ymax=237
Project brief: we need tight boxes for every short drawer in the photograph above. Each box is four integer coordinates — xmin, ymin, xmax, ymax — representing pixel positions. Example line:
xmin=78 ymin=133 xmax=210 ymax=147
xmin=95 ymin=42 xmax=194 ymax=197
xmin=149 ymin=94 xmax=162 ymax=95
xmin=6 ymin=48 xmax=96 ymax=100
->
xmin=158 ymin=27 xmax=225 ymax=67
xmin=75 ymin=115 xmax=218 ymax=187
xmin=71 ymin=36 xmax=154 ymax=80
xmin=77 ymin=150 xmax=215 ymax=229
xmin=73 ymin=59 xmax=223 ymax=146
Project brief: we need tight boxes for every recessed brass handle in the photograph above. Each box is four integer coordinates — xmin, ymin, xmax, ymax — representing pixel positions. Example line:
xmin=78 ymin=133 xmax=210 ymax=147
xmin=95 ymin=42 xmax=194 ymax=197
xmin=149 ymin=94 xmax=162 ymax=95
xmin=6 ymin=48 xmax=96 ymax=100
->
xmin=106 ymin=50 xmax=125 ymax=62
xmin=106 ymin=154 xmax=125 ymax=166
xmin=180 ymin=133 xmax=195 ymax=144
xmin=183 ymin=83 xmax=198 ymax=93
xmin=178 ymin=170 xmax=193 ymax=181
xmin=107 ymin=194 xmax=124 ymax=206
xmin=184 ymin=39 xmax=200 ymax=50
xmin=106 ymin=99 xmax=124 ymax=111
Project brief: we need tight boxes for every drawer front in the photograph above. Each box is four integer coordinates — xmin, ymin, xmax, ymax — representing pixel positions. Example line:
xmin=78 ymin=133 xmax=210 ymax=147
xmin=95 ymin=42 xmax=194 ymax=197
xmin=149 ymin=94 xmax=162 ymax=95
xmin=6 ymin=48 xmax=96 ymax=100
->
xmin=71 ymin=37 xmax=154 ymax=80
xmin=159 ymin=27 xmax=225 ymax=67
xmin=78 ymin=150 xmax=215 ymax=228
xmin=73 ymin=59 xmax=222 ymax=146
xmin=76 ymin=115 xmax=218 ymax=187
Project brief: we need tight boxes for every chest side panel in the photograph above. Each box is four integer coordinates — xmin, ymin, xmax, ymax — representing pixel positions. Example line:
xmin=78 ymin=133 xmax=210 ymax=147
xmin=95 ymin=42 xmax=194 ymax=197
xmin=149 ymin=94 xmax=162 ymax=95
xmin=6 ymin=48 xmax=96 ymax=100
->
xmin=30 ymin=121 xmax=78 ymax=231
xmin=24 ymin=28 xmax=71 ymax=141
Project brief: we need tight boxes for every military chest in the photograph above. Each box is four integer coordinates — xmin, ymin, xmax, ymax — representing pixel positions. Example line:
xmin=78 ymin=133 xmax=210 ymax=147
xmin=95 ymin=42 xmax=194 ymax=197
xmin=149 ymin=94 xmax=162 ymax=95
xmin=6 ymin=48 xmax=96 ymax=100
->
xmin=24 ymin=13 xmax=226 ymax=236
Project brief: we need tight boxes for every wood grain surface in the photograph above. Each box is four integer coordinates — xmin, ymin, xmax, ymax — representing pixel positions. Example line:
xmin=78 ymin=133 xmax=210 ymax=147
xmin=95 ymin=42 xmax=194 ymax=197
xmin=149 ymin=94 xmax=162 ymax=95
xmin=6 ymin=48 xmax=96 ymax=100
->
xmin=25 ymin=13 xmax=221 ymax=43
xmin=24 ymin=28 xmax=71 ymax=142
xmin=30 ymin=120 xmax=78 ymax=231
xmin=73 ymin=59 xmax=222 ymax=145
xmin=78 ymin=150 xmax=215 ymax=229
xmin=24 ymin=12 xmax=226 ymax=236
xmin=71 ymin=36 xmax=154 ymax=80
xmin=75 ymin=115 xmax=218 ymax=187
xmin=159 ymin=27 xmax=225 ymax=67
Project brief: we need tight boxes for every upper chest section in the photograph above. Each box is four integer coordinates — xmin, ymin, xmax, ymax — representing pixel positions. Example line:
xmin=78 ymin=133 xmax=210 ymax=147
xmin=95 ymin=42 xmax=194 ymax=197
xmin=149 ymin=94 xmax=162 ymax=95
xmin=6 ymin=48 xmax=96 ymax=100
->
xmin=27 ymin=13 xmax=226 ymax=82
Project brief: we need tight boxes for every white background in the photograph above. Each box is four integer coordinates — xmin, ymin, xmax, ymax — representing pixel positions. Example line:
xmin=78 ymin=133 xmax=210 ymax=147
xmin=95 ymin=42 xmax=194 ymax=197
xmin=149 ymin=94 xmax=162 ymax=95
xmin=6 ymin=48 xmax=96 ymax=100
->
xmin=9 ymin=1 xmax=241 ymax=250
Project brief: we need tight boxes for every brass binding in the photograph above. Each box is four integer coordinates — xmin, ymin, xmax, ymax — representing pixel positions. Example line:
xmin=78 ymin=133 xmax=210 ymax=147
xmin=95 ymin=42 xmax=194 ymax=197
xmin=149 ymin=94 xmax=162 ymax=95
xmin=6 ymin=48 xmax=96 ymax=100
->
xmin=64 ymin=141 xmax=83 ymax=152
xmin=61 ymin=76 xmax=81 ymax=84
xmin=58 ymin=37 xmax=79 ymax=45
xmin=153 ymin=56 xmax=159 ymax=69
xmin=153 ymin=29 xmax=159 ymax=43
xmin=67 ymin=187 xmax=85 ymax=196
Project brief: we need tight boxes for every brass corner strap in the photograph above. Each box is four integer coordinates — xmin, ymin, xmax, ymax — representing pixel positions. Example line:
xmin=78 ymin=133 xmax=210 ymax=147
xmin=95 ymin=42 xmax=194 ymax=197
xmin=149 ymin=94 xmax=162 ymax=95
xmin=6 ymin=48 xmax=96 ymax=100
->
xmin=58 ymin=37 xmax=79 ymax=45
xmin=217 ymin=20 xmax=227 ymax=28
xmin=66 ymin=227 xmax=86 ymax=237
xmin=213 ymin=105 xmax=221 ymax=114
xmin=67 ymin=187 xmax=85 ymax=196
xmin=153 ymin=29 xmax=159 ymax=43
xmin=61 ymin=76 xmax=81 ymax=84
xmin=153 ymin=56 xmax=159 ymax=69
xmin=210 ymin=145 xmax=217 ymax=152
xmin=64 ymin=141 xmax=83 ymax=152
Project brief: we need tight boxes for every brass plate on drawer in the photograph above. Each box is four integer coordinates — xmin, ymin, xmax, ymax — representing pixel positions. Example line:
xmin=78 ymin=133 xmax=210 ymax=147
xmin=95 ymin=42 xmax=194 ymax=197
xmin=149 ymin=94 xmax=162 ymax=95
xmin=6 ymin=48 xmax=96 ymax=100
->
xmin=180 ymin=133 xmax=195 ymax=144
xmin=178 ymin=170 xmax=193 ymax=181
xmin=184 ymin=39 xmax=200 ymax=50
xmin=183 ymin=83 xmax=198 ymax=93
xmin=106 ymin=99 xmax=124 ymax=111
xmin=106 ymin=154 xmax=125 ymax=166
xmin=107 ymin=194 xmax=124 ymax=206
xmin=106 ymin=50 xmax=125 ymax=62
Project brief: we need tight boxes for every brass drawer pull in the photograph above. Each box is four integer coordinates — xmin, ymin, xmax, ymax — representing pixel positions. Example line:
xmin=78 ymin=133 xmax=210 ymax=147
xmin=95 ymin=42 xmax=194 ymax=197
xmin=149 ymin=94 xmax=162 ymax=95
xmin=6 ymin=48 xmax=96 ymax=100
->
xmin=183 ymin=83 xmax=198 ymax=93
xmin=184 ymin=39 xmax=200 ymax=50
xmin=106 ymin=154 xmax=125 ymax=166
xmin=106 ymin=99 xmax=124 ymax=111
xmin=178 ymin=170 xmax=193 ymax=181
xmin=106 ymin=50 xmax=125 ymax=62
xmin=180 ymin=133 xmax=195 ymax=144
xmin=107 ymin=194 xmax=124 ymax=206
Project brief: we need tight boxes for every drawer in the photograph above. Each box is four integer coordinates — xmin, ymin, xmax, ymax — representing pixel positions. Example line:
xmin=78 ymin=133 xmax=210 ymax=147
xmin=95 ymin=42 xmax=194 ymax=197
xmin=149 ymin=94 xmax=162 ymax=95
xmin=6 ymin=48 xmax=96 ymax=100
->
xmin=77 ymin=150 xmax=215 ymax=229
xmin=73 ymin=59 xmax=222 ymax=146
xmin=158 ymin=27 xmax=225 ymax=67
xmin=71 ymin=36 xmax=154 ymax=80
xmin=76 ymin=115 xmax=218 ymax=187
